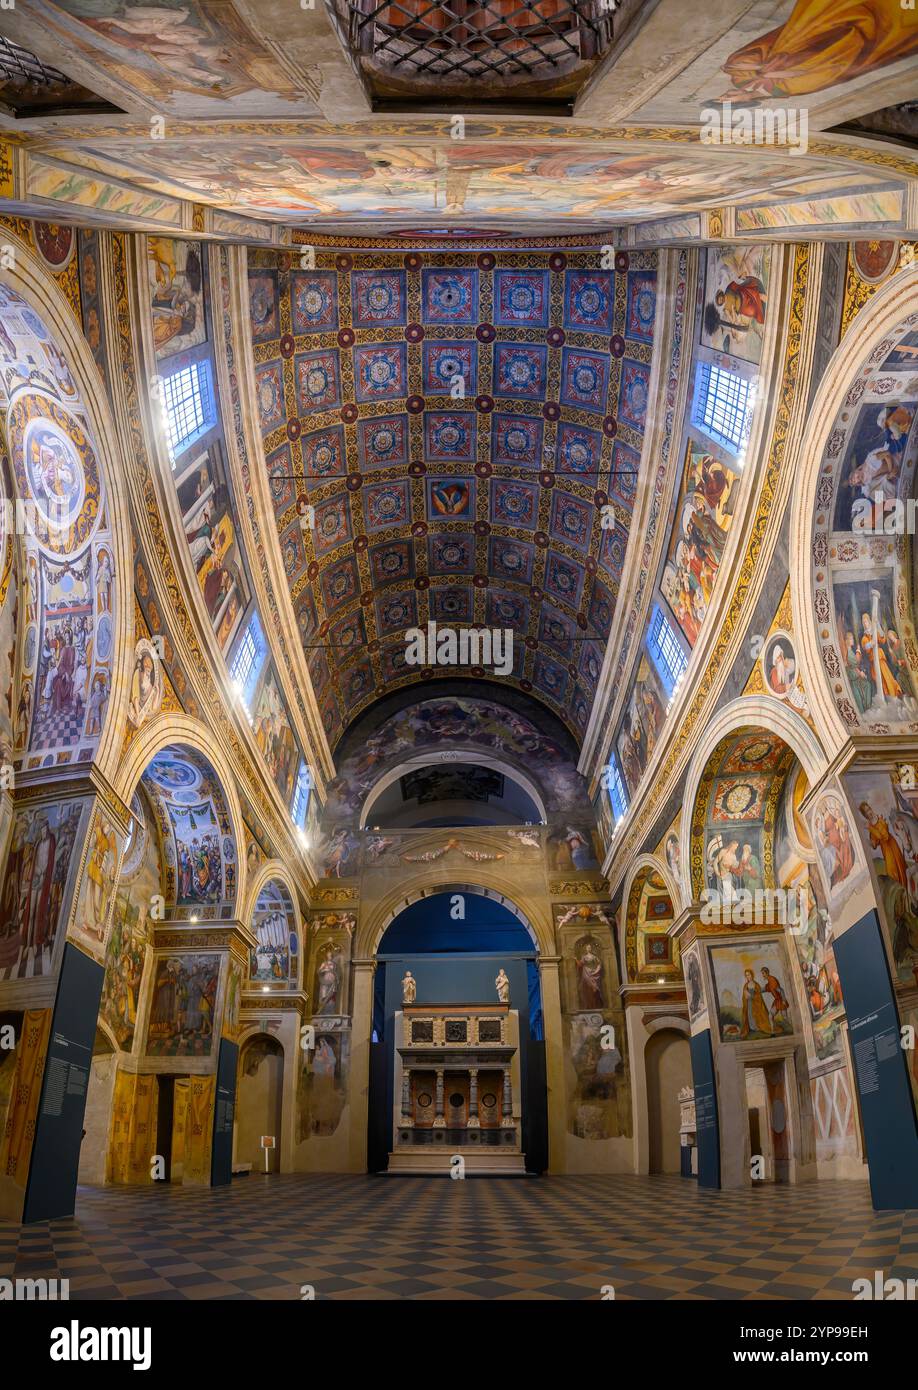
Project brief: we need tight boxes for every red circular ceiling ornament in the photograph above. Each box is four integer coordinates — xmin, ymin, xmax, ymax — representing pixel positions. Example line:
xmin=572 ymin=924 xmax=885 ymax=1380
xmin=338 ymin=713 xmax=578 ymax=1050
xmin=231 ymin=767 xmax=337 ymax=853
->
xmin=852 ymin=240 xmax=897 ymax=282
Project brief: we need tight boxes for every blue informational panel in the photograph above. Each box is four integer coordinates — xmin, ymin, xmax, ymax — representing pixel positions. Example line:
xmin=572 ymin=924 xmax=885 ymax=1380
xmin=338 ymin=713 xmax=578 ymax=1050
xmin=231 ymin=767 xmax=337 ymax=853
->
xmin=23 ymin=944 xmax=104 ymax=1224
xmin=834 ymin=910 xmax=918 ymax=1210
xmin=211 ymin=1038 xmax=238 ymax=1187
xmin=690 ymin=1029 xmax=720 ymax=1190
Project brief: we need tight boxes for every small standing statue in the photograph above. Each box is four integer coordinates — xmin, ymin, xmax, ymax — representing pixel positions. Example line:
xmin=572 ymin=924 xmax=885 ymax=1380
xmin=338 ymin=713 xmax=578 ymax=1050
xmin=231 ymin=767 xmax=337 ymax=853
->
xmin=315 ymin=946 xmax=339 ymax=1015
xmin=495 ymin=967 xmax=510 ymax=1004
xmin=402 ymin=970 xmax=416 ymax=1004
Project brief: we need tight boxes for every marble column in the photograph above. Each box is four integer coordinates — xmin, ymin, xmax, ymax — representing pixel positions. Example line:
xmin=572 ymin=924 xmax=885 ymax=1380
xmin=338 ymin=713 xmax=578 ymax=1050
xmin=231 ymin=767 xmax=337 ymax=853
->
xmin=433 ymin=1068 xmax=446 ymax=1127
xmin=400 ymin=1067 xmax=413 ymax=1126
xmin=501 ymin=1068 xmax=514 ymax=1127
xmin=468 ymin=1068 xmax=479 ymax=1128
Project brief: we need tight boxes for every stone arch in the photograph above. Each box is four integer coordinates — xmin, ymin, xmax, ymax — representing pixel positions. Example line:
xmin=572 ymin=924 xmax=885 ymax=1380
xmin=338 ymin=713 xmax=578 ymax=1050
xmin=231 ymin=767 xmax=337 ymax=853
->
xmin=0 ymin=234 xmax=133 ymax=782
xmin=324 ymin=693 xmax=591 ymax=828
xmin=681 ymin=697 xmax=826 ymax=902
xmin=643 ymin=1022 xmax=692 ymax=1176
xmin=789 ymin=267 xmax=918 ymax=754
xmin=620 ymin=853 xmax=680 ymax=983
xmin=357 ymin=875 xmax=551 ymax=958
xmin=358 ymin=751 xmax=548 ymax=828
xmin=114 ymin=712 xmax=247 ymax=916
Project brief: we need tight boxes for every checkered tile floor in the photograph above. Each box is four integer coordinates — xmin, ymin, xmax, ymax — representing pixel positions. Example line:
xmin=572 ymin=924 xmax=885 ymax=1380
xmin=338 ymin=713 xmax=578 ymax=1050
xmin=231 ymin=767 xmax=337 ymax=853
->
xmin=1 ymin=1174 xmax=916 ymax=1300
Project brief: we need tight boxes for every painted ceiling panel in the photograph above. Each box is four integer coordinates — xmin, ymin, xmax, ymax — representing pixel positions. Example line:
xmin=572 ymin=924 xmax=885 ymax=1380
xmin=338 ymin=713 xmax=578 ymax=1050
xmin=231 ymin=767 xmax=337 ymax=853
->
xmin=248 ymin=248 xmax=655 ymax=746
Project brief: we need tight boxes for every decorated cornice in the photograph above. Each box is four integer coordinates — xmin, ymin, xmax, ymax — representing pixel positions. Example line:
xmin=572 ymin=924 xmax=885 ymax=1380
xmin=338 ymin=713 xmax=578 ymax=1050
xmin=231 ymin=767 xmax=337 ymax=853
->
xmin=101 ymin=231 xmax=316 ymax=892
xmin=580 ymin=245 xmax=693 ymax=776
xmin=789 ymin=267 xmax=918 ymax=763
xmin=589 ymin=241 xmax=793 ymax=803
xmin=601 ymin=243 xmax=821 ymax=897
xmin=15 ymin=121 xmax=918 ymax=178
xmin=216 ymin=243 xmax=334 ymax=787
xmin=0 ymin=224 xmax=136 ymax=790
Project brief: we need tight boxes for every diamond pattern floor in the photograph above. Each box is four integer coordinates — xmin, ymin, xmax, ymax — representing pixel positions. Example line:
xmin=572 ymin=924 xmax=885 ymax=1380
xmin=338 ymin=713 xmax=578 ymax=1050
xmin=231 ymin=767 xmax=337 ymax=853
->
xmin=1 ymin=1173 xmax=916 ymax=1300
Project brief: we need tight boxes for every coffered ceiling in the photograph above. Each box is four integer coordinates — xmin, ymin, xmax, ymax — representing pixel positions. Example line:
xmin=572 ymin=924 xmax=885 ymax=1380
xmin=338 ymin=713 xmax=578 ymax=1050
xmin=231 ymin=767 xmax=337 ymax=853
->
xmin=248 ymin=247 xmax=656 ymax=744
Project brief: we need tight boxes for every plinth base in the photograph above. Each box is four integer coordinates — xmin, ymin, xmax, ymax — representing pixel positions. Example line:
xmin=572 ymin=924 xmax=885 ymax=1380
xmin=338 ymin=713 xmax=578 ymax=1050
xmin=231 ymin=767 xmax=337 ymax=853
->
xmin=386 ymin=1149 xmax=527 ymax=1176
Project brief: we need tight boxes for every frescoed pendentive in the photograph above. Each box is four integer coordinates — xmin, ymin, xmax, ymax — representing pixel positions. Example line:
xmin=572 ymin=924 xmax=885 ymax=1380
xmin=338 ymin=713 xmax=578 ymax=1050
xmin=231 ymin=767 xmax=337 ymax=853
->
xmin=176 ymin=440 xmax=250 ymax=654
xmin=700 ymin=245 xmax=770 ymax=364
xmin=0 ymin=286 xmax=117 ymax=769
xmin=615 ymin=652 xmax=667 ymax=798
xmin=812 ymin=315 xmax=918 ymax=734
xmin=141 ymin=747 xmax=236 ymax=915
xmin=846 ymin=768 xmax=918 ymax=985
xmin=147 ymin=237 xmax=206 ymax=359
xmin=661 ymin=440 xmax=739 ymax=648
xmin=99 ymin=791 xmax=159 ymax=1052
xmin=250 ymin=880 xmax=298 ymax=987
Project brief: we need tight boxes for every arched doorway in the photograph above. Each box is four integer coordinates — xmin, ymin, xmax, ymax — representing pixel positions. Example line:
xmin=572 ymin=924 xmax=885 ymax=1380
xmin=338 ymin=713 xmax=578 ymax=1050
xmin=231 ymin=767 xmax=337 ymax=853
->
xmin=645 ymin=1028 xmax=691 ymax=1174
xmin=368 ymin=889 xmax=547 ymax=1175
xmin=87 ymin=736 xmax=244 ymax=1193
xmin=235 ymin=1036 xmax=284 ymax=1174
xmin=681 ymin=711 xmax=850 ymax=1189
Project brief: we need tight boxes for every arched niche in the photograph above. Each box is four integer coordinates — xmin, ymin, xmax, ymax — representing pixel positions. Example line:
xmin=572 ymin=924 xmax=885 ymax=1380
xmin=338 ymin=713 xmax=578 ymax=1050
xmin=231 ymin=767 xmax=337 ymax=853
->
xmin=680 ymin=698 xmax=826 ymax=902
xmin=621 ymin=855 xmax=680 ymax=984
xmin=681 ymin=703 xmax=857 ymax=1089
xmin=0 ymin=241 xmax=133 ymax=781
xmin=246 ymin=872 xmax=300 ymax=990
xmin=235 ymin=1033 xmax=284 ymax=1173
xmin=358 ymin=877 xmax=548 ymax=959
xmin=116 ymin=715 xmax=246 ymax=920
xmin=790 ymin=269 xmax=918 ymax=752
